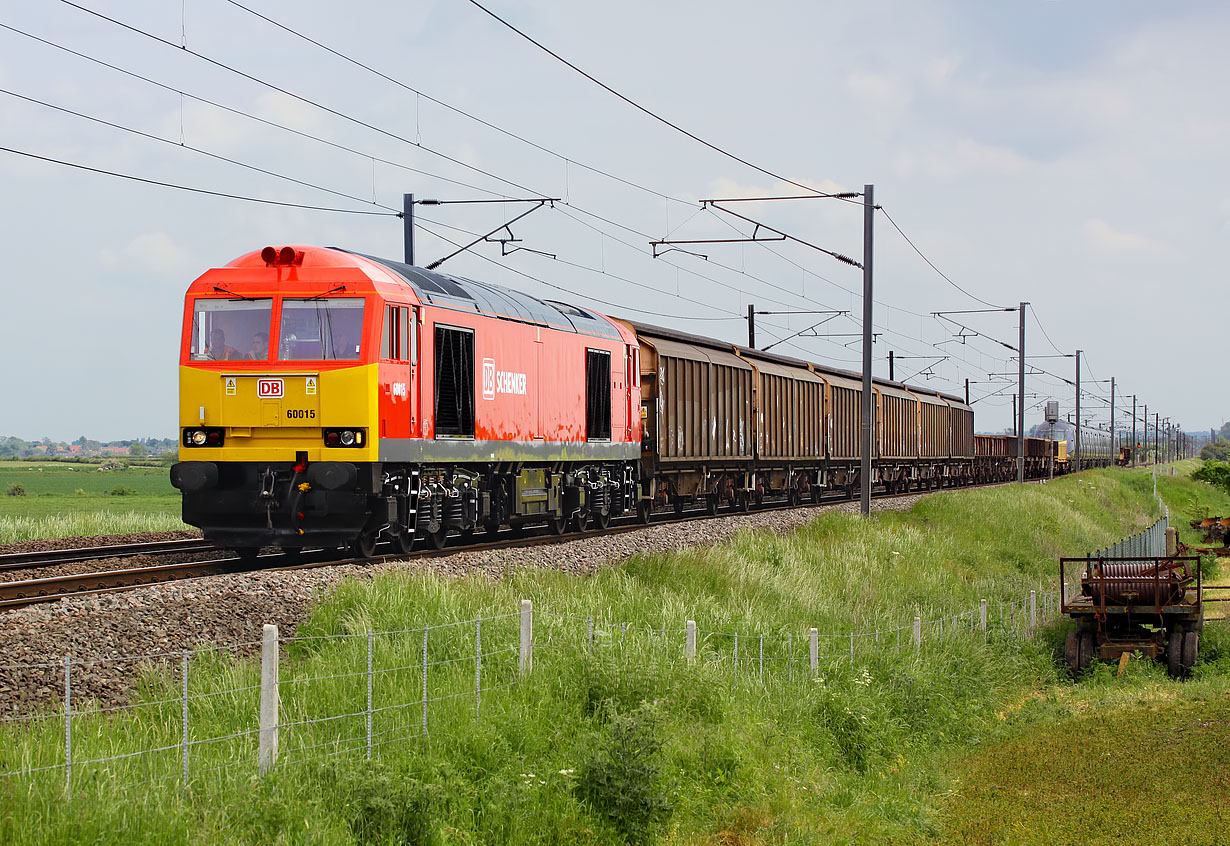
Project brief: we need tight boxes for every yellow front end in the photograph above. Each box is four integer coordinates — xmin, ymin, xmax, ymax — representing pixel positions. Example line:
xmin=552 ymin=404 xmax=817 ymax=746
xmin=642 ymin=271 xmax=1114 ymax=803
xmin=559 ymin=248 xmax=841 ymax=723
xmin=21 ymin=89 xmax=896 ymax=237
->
xmin=178 ymin=364 xmax=379 ymax=462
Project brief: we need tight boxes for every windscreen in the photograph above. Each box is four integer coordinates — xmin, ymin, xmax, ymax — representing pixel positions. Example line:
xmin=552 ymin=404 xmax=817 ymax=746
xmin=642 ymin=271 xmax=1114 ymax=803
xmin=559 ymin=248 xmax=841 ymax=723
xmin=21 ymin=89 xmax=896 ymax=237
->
xmin=189 ymin=299 xmax=274 ymax=361
xmin=278 ymin=298 xmax=365 ymax=361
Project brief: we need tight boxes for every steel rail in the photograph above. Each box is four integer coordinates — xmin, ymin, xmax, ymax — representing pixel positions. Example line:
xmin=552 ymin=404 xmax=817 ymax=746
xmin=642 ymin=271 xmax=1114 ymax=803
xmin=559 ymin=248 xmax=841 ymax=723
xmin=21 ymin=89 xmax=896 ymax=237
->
xmin=0 ymin=538 xmax=214 ymax=572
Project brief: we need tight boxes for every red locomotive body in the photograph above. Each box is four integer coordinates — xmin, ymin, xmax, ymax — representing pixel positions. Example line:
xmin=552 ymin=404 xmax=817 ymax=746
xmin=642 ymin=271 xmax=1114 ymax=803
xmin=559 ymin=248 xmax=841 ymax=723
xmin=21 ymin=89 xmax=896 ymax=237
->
xmin=172 ymin=246 xmax=641 ymax=555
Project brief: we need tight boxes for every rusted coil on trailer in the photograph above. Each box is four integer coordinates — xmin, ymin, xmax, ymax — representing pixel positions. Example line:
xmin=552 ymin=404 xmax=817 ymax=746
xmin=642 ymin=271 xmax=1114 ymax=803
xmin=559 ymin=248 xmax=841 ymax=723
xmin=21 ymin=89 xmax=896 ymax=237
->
xmin=1084 ymin=559 xmax=1190 ymax=606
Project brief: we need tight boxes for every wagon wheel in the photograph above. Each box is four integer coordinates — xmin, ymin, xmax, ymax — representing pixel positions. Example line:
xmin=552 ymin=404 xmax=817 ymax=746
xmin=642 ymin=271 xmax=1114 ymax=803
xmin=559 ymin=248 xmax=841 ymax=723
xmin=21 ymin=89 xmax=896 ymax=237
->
xmin=548 ymin=515 xmax=569 ymax=535
xmin=351 ymin=532 xmax=379 ymax=559
xmin=673 ymin=497 xmax=685 ymax=515
xmin=1181 ymin=632 xmax=1199 ymax=674
xmin=425 ymin=526 xmax=449 ymax=550
xmin=637 ymin=501 xmax=652 ymax=524
xmin=1064 ymin=631 xmax=1080 ymax=676
xmin=1077 ymin=630 xmax=1095 ymax=671
xmin=592 ymin=508 xmax=612 ymax=530
xmin=788 ymin=488 xmax=801 ymax=507
xmin=737 ymin=491 xmax=751 ymax=512
xmin=1166 ymin=631 xmax=1183 ymax=678
xmin=705 ymin=495 xmax=718 ymax=516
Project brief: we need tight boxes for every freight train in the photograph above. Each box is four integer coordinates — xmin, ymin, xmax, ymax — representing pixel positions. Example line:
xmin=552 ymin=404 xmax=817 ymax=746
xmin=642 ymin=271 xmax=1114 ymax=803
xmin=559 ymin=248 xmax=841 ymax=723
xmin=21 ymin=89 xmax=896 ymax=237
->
xmin=170 ymin=245 xmax=1111 ymax=557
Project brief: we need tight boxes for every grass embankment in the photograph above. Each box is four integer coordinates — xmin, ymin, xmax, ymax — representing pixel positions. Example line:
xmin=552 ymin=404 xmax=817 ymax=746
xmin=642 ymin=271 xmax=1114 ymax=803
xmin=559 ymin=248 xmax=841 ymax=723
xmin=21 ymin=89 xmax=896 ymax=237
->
xmin=1 ymin=468 xmax=1222 ymax=844
xmin=0 ymin=461 xmax=186 ymax=542
xmin=938 ymin=461 xmax=1230 ymax=845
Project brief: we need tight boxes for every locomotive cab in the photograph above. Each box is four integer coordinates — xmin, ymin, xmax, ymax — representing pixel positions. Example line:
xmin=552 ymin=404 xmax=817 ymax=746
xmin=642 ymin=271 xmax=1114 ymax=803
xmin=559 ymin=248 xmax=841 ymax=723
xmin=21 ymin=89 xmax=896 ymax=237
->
xmin=171 ymin=246 xmax=421 ymax=556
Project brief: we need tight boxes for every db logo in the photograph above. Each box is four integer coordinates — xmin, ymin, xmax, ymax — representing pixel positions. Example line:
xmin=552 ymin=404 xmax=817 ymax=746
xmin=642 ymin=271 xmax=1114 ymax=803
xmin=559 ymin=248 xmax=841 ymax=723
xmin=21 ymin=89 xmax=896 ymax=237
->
xmin=256 ymin=378 xmax=284 ymax=398
xmin=481 ymin=358 xmax=496 ymax=400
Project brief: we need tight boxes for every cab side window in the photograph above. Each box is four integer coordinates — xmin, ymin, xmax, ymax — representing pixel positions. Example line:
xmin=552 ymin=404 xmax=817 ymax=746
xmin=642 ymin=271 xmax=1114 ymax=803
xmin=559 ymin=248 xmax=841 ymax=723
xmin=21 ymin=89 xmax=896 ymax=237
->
xmin=382 ymin=305 xmax=413 ymax=361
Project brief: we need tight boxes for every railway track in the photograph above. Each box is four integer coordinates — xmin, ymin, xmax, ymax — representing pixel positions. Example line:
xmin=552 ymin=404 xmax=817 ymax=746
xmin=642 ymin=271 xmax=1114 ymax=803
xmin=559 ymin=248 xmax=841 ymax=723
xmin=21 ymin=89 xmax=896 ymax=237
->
xmin=0 ymin=480 xmax=1032 ymax=611
xmin=0 ymin=537 xmax=215 ymax=573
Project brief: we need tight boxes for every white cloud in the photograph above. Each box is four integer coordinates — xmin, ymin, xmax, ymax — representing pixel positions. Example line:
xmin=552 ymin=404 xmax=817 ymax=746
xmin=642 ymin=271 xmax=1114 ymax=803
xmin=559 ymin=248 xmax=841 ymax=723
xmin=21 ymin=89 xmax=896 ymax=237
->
xmin=894 ymin=138 xmax=1028 ymax=179
xmin=1083 ymin=219 xmax=1174 ymax=259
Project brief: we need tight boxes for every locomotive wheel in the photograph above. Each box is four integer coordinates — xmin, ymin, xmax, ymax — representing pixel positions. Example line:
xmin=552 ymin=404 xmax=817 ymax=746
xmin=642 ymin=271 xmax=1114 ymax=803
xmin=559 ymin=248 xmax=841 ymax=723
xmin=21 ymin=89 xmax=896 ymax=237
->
xmin=1182 ymin=632 xmax=1199 ymax=673
xmin=351 ymin=532 xmax=378 ymax=559
xmin=593 ymin=509 xmax=612 ymax=530
xmin=391 ymin=530 xmax=414 ymax=556
xmin=548 ymin=515 xmax=569 ymax=535
xmin=426 ymin=527 xmax=449 ymax=550
xmin=1077 ymin=630 xmax=1095 ymax=671
xmin=1166 ymin=632 xmax=1183 ymax=678
xmin=573 ymin=512 xmax=589 ymax=534
xmin=1064 ymin=631 xmax=1080 ymax=675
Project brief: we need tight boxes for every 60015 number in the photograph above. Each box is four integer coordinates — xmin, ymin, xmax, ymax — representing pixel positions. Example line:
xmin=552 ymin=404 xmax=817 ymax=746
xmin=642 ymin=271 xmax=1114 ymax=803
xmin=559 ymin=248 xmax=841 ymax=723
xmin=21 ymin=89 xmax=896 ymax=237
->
xmin=286 ymin=409 xmax=316 ymax=420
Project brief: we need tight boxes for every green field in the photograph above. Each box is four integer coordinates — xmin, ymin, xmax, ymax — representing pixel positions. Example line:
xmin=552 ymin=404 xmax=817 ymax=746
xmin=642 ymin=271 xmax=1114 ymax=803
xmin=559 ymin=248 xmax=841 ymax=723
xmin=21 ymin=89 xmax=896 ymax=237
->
xmin=0 ymin=461 xmax=187 ymax=542
xmin=3 ymin=464 xmax=1226 ymax=844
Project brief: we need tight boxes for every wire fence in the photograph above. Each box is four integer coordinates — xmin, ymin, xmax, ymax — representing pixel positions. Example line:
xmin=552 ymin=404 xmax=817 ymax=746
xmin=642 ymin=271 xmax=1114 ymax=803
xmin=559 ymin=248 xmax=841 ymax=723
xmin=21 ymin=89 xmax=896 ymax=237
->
xmin=0 ymin=583 xmax=1074 ymax=802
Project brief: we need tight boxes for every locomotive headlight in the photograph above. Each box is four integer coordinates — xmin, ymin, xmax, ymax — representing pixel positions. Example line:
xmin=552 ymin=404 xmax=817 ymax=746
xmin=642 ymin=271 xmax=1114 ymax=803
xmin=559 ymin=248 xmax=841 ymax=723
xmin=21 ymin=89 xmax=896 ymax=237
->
xmin=323 ymin=427 xmax=364 ymax=448
xmin=190 ymin=430 xmax=207 ymax=445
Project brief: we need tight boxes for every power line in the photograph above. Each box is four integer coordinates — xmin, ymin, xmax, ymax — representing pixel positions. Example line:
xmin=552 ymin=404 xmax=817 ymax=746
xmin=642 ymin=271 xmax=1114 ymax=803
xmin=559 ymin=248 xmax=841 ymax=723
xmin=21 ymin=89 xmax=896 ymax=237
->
xmin=1027 ymin=303 xmax=1066 ymax=356
xmin=878 ymin=205 xmax=1005 ymax=309
xmin=222 ymin=0 xmax=689 ymax=206
xmin=0 ymin=87 xmax=398 ymax=212
xmin=0 ymin=145 xmax=395 ymax=215
xmin=57 ymin=0 xmax=547 ymax=198
xmin=0 ymin=22 xmax=510 ymax=199
xmin=462 ymin=0 xmax=828 ymax=196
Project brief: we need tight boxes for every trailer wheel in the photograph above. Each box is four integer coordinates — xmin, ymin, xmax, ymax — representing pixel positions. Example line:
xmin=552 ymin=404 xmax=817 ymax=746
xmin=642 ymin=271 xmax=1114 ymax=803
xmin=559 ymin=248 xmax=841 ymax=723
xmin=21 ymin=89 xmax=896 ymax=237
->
xmin=1182 ymin=632 xmax=1199 ymax=674
xmin=1166 ymin=632 xmax=1183 ymax=678
xmin=1078 ymin=630 xmax=1095 ymax=671
xmin=1064 ymin=631 xmax=1080 ymax=675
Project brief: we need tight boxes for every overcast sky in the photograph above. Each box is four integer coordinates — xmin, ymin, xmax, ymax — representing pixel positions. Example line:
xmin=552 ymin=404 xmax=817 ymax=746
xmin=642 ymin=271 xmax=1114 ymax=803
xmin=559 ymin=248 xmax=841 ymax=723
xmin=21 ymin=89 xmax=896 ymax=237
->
xmin=1 ymin=0 xmax=1224 ymax=442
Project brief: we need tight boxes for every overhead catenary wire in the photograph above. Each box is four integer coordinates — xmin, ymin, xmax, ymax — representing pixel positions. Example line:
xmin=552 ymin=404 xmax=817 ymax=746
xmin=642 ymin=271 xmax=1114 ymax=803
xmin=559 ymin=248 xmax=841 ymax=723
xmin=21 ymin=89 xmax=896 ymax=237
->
xmin=0 ymin=22 xmax=512 ymax=199
xmin=877 ymin=205 xmax=1007 ymax=310
xmin=56 ymin=0 xmax=548 ymax=199
xmin=461 ymin=0 xmax=830 ymax=197
xmin=0 ymin=145 xmax=396 ymax=216
xmin=221 ymin=0 xmax=689 ymax=206
xmin=0 ymin=87 xmax=400 ymax=213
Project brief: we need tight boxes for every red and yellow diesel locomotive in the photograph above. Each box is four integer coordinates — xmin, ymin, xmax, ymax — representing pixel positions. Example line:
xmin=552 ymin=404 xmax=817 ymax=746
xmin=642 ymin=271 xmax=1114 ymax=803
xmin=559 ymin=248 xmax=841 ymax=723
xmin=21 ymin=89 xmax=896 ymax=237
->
xmin=171 ymin=245 xmax=1100 ymax=557
xmin=171 ymin=245 xmax=641 ymax=557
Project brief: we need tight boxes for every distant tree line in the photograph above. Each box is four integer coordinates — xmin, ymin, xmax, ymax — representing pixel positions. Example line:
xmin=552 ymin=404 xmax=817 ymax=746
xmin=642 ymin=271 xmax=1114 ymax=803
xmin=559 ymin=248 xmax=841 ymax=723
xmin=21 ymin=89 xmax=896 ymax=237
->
xmin=0 ymin=435 xmax=177 ymax=459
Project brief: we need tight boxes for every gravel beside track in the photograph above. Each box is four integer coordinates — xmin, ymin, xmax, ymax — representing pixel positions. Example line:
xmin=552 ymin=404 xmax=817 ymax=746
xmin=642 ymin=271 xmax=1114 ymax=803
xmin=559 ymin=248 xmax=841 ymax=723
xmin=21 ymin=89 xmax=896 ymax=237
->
xmin=0 ymin=495 xmax=923 ymax=715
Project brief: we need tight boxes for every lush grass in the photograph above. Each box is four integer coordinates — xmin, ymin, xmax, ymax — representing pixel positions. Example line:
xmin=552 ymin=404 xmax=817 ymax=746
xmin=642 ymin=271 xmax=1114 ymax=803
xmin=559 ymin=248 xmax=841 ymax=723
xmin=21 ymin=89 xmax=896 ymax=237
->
xmin=937 ymin=625 xmax=1230 ymax=846
xmin=0 ymin=467 xmax=1223 ymax=844
xmin=0 ymin=461 xmax=185 ymax=541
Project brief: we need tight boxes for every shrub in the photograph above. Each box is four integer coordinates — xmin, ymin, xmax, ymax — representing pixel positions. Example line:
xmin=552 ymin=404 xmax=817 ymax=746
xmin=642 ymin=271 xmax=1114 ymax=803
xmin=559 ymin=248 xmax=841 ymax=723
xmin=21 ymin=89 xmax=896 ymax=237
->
xmin=107 ymin=485 xmax=136 ymax=496
xmin=5 ymin=483 xmax=26 ymax=497
xmin=575 ymin=703 xmax=674 ymax=845
xmin=317 ymin=759 xmax=439 ymax=846
xmin=98 ymin=459 xmax=125 ymax=471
